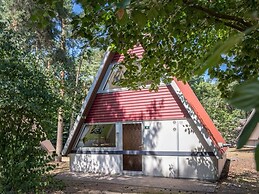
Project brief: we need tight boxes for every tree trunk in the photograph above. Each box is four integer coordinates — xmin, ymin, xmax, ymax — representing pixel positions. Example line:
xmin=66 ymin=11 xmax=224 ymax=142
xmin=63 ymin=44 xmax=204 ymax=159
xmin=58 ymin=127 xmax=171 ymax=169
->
xmin=69 ymin=50 xmax=85 ymax=131
xmin=56 ymin=107 xmax=64 ymax=162
xmin=56 ymin=70 xmax=65 ymax=162
xmin=55 ymin=3 xmax=66 ymax=162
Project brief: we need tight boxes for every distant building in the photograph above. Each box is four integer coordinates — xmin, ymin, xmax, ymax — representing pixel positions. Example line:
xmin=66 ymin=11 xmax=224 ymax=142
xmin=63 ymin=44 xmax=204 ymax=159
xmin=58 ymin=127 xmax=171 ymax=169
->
xmin=238 ymin=110 xmax=259 ymax=147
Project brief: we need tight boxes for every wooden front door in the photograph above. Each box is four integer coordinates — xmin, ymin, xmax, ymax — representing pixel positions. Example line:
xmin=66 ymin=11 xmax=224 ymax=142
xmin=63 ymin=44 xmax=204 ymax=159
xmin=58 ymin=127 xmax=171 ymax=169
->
xmin=123 ymin=123 xmax=142 ymax=171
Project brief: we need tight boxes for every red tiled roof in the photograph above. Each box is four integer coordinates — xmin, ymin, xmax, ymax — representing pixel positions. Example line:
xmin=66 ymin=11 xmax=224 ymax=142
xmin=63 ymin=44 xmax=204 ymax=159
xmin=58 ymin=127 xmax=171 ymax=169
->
xmin=112 ymin=44 xmax=144 ymax=62
xmin=86 ymin=86 xmax=189 ymax=123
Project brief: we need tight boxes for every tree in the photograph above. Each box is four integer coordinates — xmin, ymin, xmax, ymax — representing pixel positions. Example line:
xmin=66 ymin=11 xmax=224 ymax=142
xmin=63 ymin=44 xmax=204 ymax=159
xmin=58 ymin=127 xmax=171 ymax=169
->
xmin=70 ymin=0 xmax=259 ymax=169
xmin=0 ymin=22 xmax=59 ymax=193
xmin=67 ymin=0 xmax=258 ymax=92
xmin=0 ymin=3 xmax=105 ymax=192
xmin=0 ymin=0 xmax=101 ymax=162
xmin=190 ymin=77 xmax=246 ymax=144
xmin=69 ymin=48 xmax=104 ymax=130
xmin=0 ymin=0 xmax=67 ymax=162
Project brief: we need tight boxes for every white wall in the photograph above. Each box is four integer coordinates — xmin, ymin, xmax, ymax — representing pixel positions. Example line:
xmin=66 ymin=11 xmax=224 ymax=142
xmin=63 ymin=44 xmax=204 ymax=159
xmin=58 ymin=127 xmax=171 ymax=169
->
xmin=143 ymin=120 xmax=178 ymax=151
xmin=143 ymin=156 xmax=178 ymax=177
xmin=70 ymin=119 xmax=222 ymax=180
xmin=70 ymin=154 xmax=121 ymax=174
xmin=178 ymin=120 xmax=212 ymax=151
xmin=178 ymin=156 xmax=218 ymax=180
xmin=142 ymin=119 xmax=219 ymax=180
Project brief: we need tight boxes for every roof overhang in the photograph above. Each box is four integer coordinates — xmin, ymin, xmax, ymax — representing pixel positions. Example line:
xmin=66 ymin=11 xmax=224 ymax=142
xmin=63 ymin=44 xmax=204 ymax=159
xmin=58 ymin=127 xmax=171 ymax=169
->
xmin=62 ymin=51 xmax=114 ymax=155
xmin=171 ymin=79 xmax=227 ymax=158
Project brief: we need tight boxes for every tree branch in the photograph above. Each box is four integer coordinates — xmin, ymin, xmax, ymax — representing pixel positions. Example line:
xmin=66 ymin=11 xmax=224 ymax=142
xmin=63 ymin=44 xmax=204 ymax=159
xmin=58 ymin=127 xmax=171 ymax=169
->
xmin=183 ymin=0 xmax=253 ymax=31
xmin=214 ymin=18 xmax=246 ymax=32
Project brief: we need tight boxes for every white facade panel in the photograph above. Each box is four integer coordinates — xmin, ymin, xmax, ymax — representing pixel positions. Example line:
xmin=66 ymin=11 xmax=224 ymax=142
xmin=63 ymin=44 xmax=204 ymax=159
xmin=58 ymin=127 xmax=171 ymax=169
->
xmin=70 ymin=154 xmax=121 ymax=174
xmin=178 ymin=156 xmax=218 ymax=180
xmin=143 ymin=156 xmax=178 ymax=177
xmin=69 ymin=119 xmax=223 ymax=180
xmin=143 ymin=120 xmax=178 ymax=151
xmin=178 ymin=119 xmax=211 ymax=152
xmin=171 ymin=81 xmax=222 ymax=158
xmin=143 ymin=119 xmax=212 ymax=152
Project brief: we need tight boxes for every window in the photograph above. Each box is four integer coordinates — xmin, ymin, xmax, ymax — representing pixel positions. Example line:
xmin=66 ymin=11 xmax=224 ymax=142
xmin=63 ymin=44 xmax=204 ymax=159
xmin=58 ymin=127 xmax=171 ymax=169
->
xmin=99 ymin=62 xmax=156 ymax=93
xmin=78 ymin=124 xmax=116 ymax=147
xmin=104 ymin=65 xmax=126 ymax=90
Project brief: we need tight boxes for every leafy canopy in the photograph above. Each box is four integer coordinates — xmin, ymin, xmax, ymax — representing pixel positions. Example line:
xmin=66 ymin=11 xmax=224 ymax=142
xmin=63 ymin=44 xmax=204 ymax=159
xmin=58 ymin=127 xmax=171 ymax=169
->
xmin=67 ymin=0 xmax=258 ymax=93
xmin=0 ymin=22 xmax=60 ymax=193
xmin=190 ymin=77 xmax=245 ymax=144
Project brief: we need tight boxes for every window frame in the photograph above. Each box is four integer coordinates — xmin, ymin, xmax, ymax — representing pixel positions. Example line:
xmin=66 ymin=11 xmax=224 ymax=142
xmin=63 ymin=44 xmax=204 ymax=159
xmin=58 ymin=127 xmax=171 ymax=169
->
xmin=98 ymin=62 xmax=128 ymax=93
xmin=75 ymin=122 xmax=120 ymax=152
xmin=98 ymin=62 xmax=167 ymax=94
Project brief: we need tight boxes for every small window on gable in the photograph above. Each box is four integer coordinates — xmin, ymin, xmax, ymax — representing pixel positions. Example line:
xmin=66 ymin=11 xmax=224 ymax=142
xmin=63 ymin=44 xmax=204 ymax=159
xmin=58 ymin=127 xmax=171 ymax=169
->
xmin=99 ymin=61 xmax=156 ymax=93
xmin=104 ymin=65 xmax=126 ymax=90
xmin=77 ymin=124 xmax=116 ymax=148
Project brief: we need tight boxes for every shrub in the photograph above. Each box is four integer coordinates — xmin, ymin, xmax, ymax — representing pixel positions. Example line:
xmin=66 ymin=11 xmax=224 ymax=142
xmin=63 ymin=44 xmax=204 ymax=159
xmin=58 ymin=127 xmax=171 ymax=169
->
xmin=0 ymin=24 xmax=59 ymax=193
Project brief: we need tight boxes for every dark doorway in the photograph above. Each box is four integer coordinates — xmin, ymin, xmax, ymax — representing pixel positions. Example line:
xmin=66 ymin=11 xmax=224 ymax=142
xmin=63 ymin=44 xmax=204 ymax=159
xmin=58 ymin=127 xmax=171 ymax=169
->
xmin=123 ymin=123 xmax=142 ymax=171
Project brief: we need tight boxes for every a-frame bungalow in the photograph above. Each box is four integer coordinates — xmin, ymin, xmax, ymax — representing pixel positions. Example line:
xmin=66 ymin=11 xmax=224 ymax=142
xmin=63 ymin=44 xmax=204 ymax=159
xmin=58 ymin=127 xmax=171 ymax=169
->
xmin=238 ymin=109 xmax=259 ymax=147
xmin=62 ymin=46 xmax=227 ymax=180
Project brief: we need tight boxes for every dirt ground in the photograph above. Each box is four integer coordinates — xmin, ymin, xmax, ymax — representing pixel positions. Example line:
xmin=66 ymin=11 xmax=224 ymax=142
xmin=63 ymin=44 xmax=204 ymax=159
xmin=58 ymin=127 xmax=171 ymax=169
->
xmin=216 ymin=148 xmax=259 ymax=193
xmin=48 ymin=148 xmax=259 ymax=193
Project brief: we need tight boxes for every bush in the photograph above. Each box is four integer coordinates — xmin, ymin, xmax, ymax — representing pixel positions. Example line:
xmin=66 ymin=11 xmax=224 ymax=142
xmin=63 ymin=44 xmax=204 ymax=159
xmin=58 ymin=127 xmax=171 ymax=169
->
xmin=190 ymin=77 xmax=246 ymax=144
xmin=0 ymin=25 xmax=59 ymax=193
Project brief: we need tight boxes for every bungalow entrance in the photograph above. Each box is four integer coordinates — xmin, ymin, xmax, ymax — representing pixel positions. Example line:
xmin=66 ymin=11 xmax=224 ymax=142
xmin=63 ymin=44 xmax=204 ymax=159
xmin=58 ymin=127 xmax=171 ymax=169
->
xmin=123 ymin=123 xmax=142 ymax=171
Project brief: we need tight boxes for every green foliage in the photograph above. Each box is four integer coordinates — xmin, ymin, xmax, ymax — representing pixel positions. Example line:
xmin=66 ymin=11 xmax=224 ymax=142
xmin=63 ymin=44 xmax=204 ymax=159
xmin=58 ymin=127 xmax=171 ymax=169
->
xmin=0 ymin=24 xmax=60 ymax=193
xmin=1 ymin=0 xmax=105 ymax=162
xmin=61 ymin=0 xmax=259 ymax=93
xmin=197 ymin=33 xmax=244 ymax=76
xmin=228 ymin=79 xmax=259 ymax=169
xmin=229 ymin=80 xmax=259 ymax=111
xmin=255 ymin=144 xmax=259 ymax=171
xmin=190 ymin=77 xmax=245 ymax=144
xmin=62 ymin=48 xmax=103 ymax=135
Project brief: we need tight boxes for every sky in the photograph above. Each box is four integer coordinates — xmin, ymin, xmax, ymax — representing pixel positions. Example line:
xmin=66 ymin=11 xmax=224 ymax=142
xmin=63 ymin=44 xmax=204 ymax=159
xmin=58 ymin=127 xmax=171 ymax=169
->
xmin=72 ymin=2 xmax=83 ymax=14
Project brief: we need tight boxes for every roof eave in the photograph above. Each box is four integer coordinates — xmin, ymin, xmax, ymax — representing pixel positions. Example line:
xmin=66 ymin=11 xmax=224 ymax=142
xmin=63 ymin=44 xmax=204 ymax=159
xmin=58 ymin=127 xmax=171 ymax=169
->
xmin=62 ymin=51 xmax=115 ymax=155
xmin=237 ymin=109 xmax=256 ymax=141
xmin=170 ymin=80 xmax=226 ymax=158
